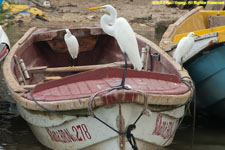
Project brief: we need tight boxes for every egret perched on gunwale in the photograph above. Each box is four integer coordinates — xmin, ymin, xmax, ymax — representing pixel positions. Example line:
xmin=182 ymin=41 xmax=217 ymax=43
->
xmin=89 ymin=5 xmax=142 ymax=89
xmin=173 ymin=32 xmax=198 ymax=68
xmin=64 ymin=29 xmax=79 ymax=65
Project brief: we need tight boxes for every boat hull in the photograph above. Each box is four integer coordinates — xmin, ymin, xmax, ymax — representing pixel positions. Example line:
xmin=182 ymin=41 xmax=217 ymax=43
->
xmin=17 ymin=103 xmax=184 ymax=150
xmin=186 ymin=45 xmax=225 ymax=117
xmin=2 ymin=27 xmax=192 ymax=149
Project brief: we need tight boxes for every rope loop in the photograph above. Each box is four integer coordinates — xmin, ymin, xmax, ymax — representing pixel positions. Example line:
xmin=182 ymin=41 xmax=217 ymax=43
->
xmin=126 ymin=124 xmax=138 ymax=150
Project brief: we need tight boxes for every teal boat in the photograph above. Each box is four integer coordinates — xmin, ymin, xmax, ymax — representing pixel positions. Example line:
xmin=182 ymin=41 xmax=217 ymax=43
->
xmin=185 ymin=45 xmax=225 ymax=118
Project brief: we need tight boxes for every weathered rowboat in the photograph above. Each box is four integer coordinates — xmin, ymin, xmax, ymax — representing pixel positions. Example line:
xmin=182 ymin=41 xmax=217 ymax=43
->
xmin=160 ymin=7 xmax=225 ymax=118
xmin=0 ymin=26 xmax=10 ymax=62
xmin=3 ymin=26 xmax=193 ymax=150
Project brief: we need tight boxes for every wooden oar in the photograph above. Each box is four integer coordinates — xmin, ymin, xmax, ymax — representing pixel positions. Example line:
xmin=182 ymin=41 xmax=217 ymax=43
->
xmin=27 ymin=61 xmax=130 ymax=73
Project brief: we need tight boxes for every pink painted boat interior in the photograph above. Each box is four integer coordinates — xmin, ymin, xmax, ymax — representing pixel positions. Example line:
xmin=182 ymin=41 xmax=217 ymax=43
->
xmin=23 ymin=67 xmax=189 ymax=101
xmin=10 ymin=27 xmax=188 ymax=101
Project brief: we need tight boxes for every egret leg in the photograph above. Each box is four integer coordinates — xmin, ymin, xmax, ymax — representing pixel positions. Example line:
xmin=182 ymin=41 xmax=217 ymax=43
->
xmin=111 ymin=52 xmax=129 ymax=90
xmin=121 ymin=52 xmax=127 ymax=87
xmin=72 ymin=58 xmax=77 ymax=66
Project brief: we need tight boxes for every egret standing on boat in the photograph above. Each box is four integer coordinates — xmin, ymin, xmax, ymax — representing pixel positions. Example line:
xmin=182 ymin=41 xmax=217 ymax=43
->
xmin=89 ymin=5 xmax=142 ymax=89
xmin=173 ymin=32 xmax=197 ymax=68
xmin=64 ymin=29 xmax=79 ymax=65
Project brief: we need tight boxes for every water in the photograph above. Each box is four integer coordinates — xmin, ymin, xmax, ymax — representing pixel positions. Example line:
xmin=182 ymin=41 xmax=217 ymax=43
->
xmin=0 ymin=25 xmax=225 ymax=150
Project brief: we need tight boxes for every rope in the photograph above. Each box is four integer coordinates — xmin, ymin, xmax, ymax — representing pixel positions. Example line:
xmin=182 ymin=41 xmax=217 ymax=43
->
xmin=126 ymin=124 xmax=137 ymax=150
xmin=88 ymin=87 xmax=150 ymax=150
xmin=94 ymin=114 xmax=121 ymax=134
xmin=180 ymin=76 xmax=197 ymax=150
xmin=155 ymin=76 xmax=195 ymax=149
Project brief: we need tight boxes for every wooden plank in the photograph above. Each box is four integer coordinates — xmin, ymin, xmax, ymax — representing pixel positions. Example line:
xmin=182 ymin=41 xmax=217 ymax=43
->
xmin=208 ymin=16 xmax=225 ymax=28
xmin=28 ymin=66 xmax=48 ymax=73
xmin=44 ymin=76 xmax=62 ymax=81
xmin=22 ymin=84 xmax=36 ymax=90
xmin=27 ymin=62 xmax=129 ymax=73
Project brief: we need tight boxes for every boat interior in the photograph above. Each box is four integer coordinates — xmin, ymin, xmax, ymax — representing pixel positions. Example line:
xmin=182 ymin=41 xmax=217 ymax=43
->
xmin=12 ymin=27 xmax=182 ymax=91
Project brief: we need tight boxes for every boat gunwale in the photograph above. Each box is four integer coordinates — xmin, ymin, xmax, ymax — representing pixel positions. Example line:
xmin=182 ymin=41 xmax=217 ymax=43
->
xmin=2 ymin=27 xmax=192 ymax=111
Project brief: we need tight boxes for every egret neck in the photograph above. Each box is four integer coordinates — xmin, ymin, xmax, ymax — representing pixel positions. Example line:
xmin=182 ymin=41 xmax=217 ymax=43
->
xmin=100 ymin=7 xmax=117 ymax=37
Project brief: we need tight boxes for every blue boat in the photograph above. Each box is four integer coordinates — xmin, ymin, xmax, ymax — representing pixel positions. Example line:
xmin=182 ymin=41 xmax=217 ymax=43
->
xmin=185 ymin=45 xmax=225 ymax=118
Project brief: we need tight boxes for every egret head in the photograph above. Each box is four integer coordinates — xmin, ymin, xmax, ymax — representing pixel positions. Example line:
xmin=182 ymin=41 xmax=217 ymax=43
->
xmin=88 ymin=5 xmax=116 ymax=13
xmin=187 ymin=32 xmax=198 ymax=38
xmin=65 ymin=29 xmax=71 ymax=36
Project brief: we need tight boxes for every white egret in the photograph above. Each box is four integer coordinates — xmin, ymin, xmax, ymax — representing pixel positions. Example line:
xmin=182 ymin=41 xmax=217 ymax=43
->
xmin=64 ymin=29 xmax=79 ymax=65
xmin=89 ymin=5 xmax=142 ymax=89
xmin=0 ymin=25 xmax=10 ymax=48
xmin=173 ymin=32 xmax=198 ymax=68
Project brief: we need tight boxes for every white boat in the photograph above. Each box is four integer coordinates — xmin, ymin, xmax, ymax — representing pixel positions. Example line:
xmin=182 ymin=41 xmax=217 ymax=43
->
xmin=3 ymin=27 xmax=193 ymax=150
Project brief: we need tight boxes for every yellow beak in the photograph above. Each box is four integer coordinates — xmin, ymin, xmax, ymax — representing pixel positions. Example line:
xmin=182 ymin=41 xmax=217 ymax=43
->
xmin=88 ymin=6 xmax=105 ymax=10
xmin=193 ymin=34 xmax=199 ymax=37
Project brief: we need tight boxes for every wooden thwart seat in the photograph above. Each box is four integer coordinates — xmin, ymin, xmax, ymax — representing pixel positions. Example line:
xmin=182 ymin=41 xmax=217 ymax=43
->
xmin=27 ymin=62 xmax=130 ymax=73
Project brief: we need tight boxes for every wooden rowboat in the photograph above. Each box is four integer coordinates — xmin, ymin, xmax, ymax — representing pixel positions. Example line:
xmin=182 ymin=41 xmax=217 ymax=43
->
xmin=160 ymin=7 xmax=225 ymax=118
xmin=3 ymin=26 xmax=193 ymax=150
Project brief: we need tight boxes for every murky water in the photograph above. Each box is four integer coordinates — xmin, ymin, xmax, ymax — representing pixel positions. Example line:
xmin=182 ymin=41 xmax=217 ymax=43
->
xmin=0 ymin=25 xmax=225 ymax=150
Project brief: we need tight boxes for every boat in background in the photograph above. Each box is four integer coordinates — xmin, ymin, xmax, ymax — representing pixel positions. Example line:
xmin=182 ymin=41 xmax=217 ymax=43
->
xmin=2 ymin=26 xmax=193 ymax=150
xmin=0 ymin=25 xmax=10 ymax=62
xmin=160 ymin=6 xmax=225 ymax=118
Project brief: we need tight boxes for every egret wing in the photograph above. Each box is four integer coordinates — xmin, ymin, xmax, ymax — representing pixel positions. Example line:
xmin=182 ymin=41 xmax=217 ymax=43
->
xmin=64 ymin=35 xmax=79 ymax=59
xmin=0 ymin=26 xmax=10 ymax=48
xmin=173 ymin=37 xmax=194 ymax=63
xmin=113 ymin=18 xmax=142 ymax=70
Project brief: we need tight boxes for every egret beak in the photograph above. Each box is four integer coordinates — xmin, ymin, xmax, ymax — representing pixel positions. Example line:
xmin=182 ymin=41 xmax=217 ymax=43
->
xmin=88 ymin=6 xmax=106 ymax=10
xmin=193 ymin=34 xmax=199 ymax=37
